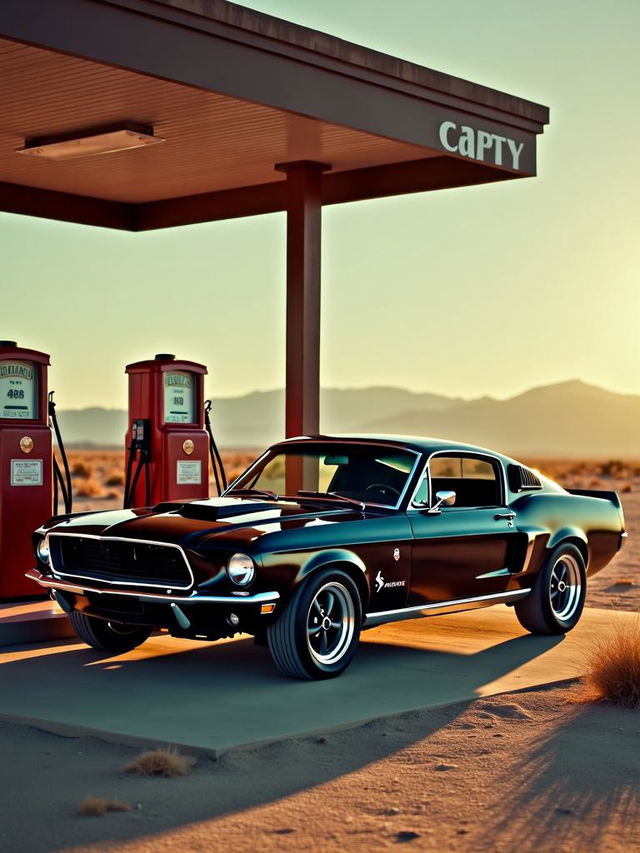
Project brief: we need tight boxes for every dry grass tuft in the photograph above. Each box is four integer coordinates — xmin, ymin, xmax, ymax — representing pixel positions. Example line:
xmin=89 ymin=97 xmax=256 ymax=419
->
xmin=78 ymin=796 xmax=131 ymax=817
xmin=583 ymin=621 xmax=640 ymax=709
xmin=124 ymin=747 xmax=195 ymax=777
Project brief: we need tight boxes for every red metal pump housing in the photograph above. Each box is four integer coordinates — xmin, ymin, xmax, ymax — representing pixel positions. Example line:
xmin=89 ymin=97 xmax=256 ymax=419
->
xmin=124 ymin=354 xmax=209 ymax=507
xmin=0 ymin=341 xmax=52 ymax=598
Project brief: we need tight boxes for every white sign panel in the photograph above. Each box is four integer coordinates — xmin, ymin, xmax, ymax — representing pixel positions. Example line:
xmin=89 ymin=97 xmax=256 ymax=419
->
xmin=164 ymin=371 xmax=195 ymax=424
xmin=0 ymin=361 xmax=37 ymax=419
xmin=177 ymin=460 xmax=202 ymax=485
xmin=11 ymin=459 xmax=43 ymax=486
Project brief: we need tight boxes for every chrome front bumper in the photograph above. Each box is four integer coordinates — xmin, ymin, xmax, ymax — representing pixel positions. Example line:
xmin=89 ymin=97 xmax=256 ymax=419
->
xmin=25 ymin=567 xmax=280 ymax=607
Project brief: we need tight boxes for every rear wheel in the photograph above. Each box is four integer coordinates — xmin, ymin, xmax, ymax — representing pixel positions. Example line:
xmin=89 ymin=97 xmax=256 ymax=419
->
xmin=267 ymin=569 xmax=362 ymax=680
xmin=69 ymin=611 xmax=152 ymax=653
xmin=515 ymin=543 xmax=586 ymax=635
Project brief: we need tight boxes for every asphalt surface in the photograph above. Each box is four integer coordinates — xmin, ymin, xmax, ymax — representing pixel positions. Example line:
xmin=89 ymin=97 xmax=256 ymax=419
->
xmin=0 ymin=606 xmax=632 ymax=756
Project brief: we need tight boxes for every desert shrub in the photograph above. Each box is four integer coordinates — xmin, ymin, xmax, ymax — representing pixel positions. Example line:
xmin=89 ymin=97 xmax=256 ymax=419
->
xmin=71 ymin=461 xmax=92 ymax=478
xmin=123 ymin=747 xmax=195 ymax=777
xmin=600 ymin=459 xmax=626 ymax=477
xmin=78 ymin=797 xmax=131 ymax=817
xmin=621 ymin=482 xmax=633 ymax=493
xmin=105 ymin=470 xmax=125 ymax=486
xmin=74 ymin=479 xmax=105 ymax=498
xmin=584 ymin=621 xmax=640 ymax=709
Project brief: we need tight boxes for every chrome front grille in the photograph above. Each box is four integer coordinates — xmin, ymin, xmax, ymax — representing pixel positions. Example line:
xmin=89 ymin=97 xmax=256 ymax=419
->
xmin=49 ymin=534 xmax=193 ymax=590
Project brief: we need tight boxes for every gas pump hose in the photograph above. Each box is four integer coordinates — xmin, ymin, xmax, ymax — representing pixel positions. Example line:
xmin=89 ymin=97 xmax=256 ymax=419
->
xmin=204 ymin=399 xmax=227 ymax=496
xmin=48 ymin=391 xmax=73 ymax=515
xmin=123 ymin=445 xmax=151 ymax=509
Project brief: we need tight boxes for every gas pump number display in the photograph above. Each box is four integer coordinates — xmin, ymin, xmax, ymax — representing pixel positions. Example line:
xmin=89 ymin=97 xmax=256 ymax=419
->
xmin=164 ymin=371 xmax=195 ymax=424
xmin=0 ymin=361 xmax=36 ymax=419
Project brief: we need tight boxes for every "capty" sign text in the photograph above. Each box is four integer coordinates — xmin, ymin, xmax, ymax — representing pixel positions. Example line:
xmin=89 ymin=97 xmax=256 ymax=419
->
xmin=439 ymin=121 xmax=525 ymax=170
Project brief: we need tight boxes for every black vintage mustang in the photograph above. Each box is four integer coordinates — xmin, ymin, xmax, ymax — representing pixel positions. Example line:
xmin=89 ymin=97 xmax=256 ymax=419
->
xmin=28 ymin=436 xmax=626 ymax=679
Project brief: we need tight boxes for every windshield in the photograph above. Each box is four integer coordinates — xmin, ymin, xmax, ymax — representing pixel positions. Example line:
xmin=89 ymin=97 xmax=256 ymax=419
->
xmin=228 ymin=442 xmax=418 ymax=508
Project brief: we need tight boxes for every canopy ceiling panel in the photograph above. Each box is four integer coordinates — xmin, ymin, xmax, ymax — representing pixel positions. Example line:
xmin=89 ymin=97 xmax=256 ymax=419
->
xmin=0 ymin=39 xmax=434 ymax=204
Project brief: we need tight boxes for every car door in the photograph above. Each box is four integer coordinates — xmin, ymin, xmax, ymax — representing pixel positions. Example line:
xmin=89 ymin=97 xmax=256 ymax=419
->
xmin=408 ymin=452 xmax=519 ymax=605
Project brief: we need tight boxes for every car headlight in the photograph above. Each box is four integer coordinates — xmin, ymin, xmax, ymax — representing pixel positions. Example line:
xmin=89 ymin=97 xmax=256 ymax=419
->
xmin=36 ymin=535 xmax=50 ymax=564
xmin=227 ymin=553 xmax=255 ymax=586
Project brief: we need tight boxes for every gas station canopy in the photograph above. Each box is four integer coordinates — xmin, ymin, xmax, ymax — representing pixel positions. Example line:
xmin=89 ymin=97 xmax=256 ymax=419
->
xmin=0 ymin=0 xmax=549 ymax=435
xmin=0 ymin=0 xmax=548 ymax=230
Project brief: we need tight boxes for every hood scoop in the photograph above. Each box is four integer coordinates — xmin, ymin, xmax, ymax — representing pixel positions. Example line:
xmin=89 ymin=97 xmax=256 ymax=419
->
xmin=153 ymin=499 xmax=278 ymax=522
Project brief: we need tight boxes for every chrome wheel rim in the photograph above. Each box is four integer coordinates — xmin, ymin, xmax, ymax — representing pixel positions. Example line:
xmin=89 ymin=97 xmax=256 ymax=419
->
xmin=306 ymin=581 xmax=355 ymax=666
xmin=549 ymin=554 xmax=582 ymax=621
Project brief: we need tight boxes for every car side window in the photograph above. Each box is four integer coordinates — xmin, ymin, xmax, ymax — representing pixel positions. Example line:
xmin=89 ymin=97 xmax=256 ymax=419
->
xmin=413 ymin=473 xmax=429 ymax=505
xmin=428 ymin=454 xmax=502 ymax=508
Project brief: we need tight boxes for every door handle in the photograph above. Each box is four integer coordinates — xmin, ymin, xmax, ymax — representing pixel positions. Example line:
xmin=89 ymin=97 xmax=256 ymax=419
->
xmin=495 ymin=511 xmax=516 ymax=520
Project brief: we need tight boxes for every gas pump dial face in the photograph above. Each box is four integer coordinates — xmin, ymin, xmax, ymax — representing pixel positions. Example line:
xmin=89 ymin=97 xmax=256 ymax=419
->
xmin=0 ymin=360 xmax=37 ymax=420
xmin=164 ymin=371 xmax=195 ymax=424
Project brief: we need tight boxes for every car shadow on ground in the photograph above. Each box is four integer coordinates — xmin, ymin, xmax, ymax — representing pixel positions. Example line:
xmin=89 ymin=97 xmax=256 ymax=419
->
xmin=0 ymin=624 xmax=572 ymax=851
xmin=0 ymin=626 xmax=566 ymax=745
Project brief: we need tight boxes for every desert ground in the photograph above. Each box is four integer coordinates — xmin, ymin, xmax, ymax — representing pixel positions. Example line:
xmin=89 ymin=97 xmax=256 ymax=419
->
xmin=0 ymin=683 xmax=638 ymax=853
xmin=66 ymin=450 xmax=640 ymax=612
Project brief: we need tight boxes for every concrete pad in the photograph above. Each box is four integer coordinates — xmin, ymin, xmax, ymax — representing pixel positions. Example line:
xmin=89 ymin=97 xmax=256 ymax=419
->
xmin=0 ymin=599 xmax=73 ymax=646
xmin=0 ymin=606 xmax=633 ymax=757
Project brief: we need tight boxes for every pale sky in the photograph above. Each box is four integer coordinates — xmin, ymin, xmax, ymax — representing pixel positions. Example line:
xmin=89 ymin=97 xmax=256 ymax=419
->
xmin=2 ymin=0 xmax=638 ymax=409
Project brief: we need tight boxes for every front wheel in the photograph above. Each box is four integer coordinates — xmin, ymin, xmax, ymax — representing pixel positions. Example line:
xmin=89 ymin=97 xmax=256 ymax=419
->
xmin=69 ymin=611 xmax=152 ymax=653
xmin=515 ymin=543 xmax=587 ymax=635
xmin=267 ymin=569 xmax=362 ymax=680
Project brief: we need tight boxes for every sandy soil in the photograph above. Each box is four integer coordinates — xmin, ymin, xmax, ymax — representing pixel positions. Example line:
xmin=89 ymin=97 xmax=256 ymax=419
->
xmin=588 ymin=488 xmax=639 ymax=612
xmin=0 ymin=684 xmax=637 ymax=853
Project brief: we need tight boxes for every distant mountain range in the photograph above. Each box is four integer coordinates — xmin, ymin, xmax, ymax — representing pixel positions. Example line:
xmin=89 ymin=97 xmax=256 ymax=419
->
xmin=56 ymin=380 xmax=640 ymax=457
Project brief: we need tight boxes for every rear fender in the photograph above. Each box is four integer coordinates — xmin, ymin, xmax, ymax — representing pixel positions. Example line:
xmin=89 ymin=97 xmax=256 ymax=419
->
xmin=547 ymin=527 xmax=589 ymax=566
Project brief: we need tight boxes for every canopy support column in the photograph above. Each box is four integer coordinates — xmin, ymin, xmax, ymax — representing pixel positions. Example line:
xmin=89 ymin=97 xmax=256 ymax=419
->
xmin=276 ymin=160 xmax=329 ymax=495
xmin=276 ymin=160 xmax=330 ymax=440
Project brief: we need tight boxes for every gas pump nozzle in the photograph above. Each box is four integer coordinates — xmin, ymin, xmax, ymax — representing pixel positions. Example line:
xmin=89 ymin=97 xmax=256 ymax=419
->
xmin=124 ymin=418 xmax=151 ymax=509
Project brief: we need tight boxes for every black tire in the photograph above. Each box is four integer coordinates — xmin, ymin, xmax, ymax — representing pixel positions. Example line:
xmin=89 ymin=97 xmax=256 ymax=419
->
xmin=267 ymin=569 xmax=362 ymax=680
xmin=515 ymin=543 xmax=587 ymax=635
xmin=69 ymin=611 xmax=152 ymax=653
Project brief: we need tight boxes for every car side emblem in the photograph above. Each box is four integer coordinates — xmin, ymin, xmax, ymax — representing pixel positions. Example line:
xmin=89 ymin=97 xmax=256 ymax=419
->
xmin=375 ymin=571 xmax=384 ymax=593
xmin=393 ymin=548 xmax=400 ymax=562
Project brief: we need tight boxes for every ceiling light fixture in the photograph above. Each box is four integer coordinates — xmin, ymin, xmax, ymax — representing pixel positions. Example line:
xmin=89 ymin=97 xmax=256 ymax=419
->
xmin=16 ymin=123 xmax=165 ymax=161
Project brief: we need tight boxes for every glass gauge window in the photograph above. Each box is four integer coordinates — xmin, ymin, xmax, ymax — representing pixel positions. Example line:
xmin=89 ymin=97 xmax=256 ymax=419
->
xmin=164 ymin=371 xmax=195 ymax=423
xmin=0 ymin=361 xmax=37 ymax=419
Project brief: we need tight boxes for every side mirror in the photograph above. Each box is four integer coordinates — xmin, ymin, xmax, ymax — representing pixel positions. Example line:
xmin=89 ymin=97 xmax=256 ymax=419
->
xmin=427 ymin=489 xmax=456 ymax=514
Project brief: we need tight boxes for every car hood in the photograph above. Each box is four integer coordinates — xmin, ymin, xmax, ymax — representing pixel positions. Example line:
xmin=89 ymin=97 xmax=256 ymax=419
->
xmin=45 ymin=497 xmax=364 ymax=549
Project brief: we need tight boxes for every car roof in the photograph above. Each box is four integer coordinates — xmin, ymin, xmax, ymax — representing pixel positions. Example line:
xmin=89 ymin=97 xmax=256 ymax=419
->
xmin=275 ymin=433 xmax=516 ymax=463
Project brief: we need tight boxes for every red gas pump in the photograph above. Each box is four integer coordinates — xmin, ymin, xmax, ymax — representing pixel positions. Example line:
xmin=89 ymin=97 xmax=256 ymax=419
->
xmin=0 ymin=341 xmax=72 ymax=598
xmin=124 ymin=354 xmax=226 ymax=508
